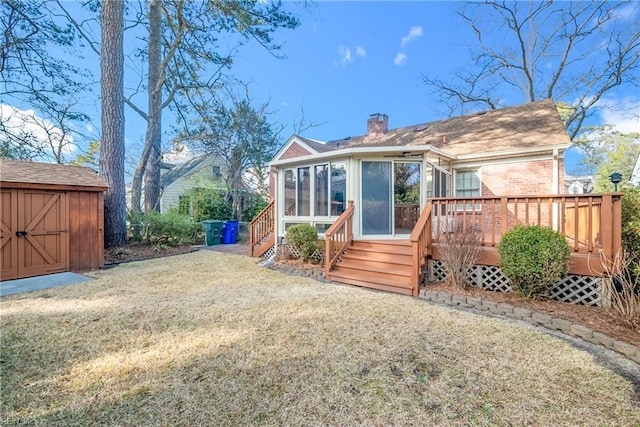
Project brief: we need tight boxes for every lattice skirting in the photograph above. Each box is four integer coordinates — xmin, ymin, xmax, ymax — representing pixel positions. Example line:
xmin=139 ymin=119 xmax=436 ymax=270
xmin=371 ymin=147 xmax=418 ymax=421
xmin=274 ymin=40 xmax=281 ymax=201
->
xmin=276 ymin=243 xmax=325 ymax=264
xmin=259 ymin=245 xmax=276 ymax=260
xmin=429 ymin=260 xmax=603 ymax=306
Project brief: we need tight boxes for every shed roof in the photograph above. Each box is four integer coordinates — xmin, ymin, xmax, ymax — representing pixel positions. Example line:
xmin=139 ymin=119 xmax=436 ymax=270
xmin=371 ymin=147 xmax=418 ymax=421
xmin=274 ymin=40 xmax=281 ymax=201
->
xmin=0 ymin=159 xmax=108 ymax=190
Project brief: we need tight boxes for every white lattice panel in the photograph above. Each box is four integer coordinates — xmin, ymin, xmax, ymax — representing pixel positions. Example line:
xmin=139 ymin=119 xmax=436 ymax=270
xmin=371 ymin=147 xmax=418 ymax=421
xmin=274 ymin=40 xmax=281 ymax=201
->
xmin=479 ymin=266 xmax=512 ymax=293
xmin=430 ymin=260 xmax=447 ymax=282
xmin=260 ymin=245 xmax=276 ymax=260
xmin=429 ymin=260 xmax=602 ymax=306
xmin=548 ymin=275 xmax=602 ymax=306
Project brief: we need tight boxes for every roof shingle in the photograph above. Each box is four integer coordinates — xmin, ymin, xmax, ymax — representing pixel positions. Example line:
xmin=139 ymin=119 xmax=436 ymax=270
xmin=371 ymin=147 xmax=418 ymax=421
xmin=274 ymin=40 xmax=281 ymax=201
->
xmin=0 ymin=159 xmax=108 ymax=189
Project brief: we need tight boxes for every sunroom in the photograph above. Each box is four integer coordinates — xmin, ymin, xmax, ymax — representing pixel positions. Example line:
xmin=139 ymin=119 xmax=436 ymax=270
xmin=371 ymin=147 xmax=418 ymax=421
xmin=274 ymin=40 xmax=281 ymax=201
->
xmin=271 ymin=144 xmax=458 ymax=243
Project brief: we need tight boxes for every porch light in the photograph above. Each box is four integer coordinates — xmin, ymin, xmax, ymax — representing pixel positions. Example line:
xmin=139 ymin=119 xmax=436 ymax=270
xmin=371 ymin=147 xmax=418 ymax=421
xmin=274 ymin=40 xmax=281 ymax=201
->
xmin=609 ymin=172 xmax=622 ymax=191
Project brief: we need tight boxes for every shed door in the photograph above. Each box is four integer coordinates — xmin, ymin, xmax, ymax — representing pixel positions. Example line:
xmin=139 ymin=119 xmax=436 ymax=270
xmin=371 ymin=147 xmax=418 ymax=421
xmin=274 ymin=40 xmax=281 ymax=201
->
xmin=0 ymin=190 xmax=69 ymax=280
xmin=0 ymin=189 xmax=18 ymax=280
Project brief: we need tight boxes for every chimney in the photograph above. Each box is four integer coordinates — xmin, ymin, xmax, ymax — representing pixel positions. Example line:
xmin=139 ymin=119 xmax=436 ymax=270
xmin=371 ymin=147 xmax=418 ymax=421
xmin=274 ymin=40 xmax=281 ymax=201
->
xmin=367 ymin=113 xmax=389 ymax=136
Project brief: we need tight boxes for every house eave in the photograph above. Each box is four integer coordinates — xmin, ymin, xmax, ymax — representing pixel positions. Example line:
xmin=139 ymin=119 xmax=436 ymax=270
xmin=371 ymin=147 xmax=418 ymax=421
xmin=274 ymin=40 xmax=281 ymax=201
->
xmin=454 ymin=144 xmax=569 ymax=163
xmin=270 ymin=145 xmax=456 ymax=167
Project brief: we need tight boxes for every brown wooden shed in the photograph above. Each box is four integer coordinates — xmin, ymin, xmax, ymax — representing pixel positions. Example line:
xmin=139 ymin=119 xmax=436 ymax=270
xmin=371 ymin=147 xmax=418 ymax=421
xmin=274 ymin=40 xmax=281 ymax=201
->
xmin=0 ymin=159 xmax=108 ymax=281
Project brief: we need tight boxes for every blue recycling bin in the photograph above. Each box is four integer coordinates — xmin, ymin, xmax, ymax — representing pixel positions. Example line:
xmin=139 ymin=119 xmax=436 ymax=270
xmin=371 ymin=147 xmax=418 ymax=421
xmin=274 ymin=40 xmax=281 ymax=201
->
xmin=222 ymin=220 xmax=239 ymax=244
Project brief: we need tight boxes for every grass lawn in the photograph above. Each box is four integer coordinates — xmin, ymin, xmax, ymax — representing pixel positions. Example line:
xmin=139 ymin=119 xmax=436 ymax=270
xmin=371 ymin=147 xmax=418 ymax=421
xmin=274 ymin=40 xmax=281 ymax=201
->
xmin=1 ymin=251 xmax=638 ymax=426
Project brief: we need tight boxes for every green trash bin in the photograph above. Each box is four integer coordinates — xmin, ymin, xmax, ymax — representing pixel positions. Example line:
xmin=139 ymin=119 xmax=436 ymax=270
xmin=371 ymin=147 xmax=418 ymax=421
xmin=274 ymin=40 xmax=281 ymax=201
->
xmin=201 ymin=220 xmax=223 ymax=246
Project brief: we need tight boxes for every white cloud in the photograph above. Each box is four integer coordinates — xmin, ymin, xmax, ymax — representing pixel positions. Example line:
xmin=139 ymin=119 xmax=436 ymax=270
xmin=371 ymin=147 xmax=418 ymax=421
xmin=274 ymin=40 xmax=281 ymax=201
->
xmin=597 ymin=98 xmax=640 ymax=134
xmin=338 ymin=46 xmax=352 ymax=65
xmin=401 ymin=26 xmax=423 ymax=47
xmin=337 ymin=45 xmax=367 ymax=66
xmin=0 ymin=104 xmax=76 ymax=158
xmin=393 ymin=52 xmax=407 ymax=66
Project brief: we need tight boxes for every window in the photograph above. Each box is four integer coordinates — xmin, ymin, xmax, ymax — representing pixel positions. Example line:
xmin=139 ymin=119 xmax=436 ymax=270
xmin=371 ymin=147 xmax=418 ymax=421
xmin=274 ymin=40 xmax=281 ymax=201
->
xmin=212 ymin=165 xmax=222 ymax=178
xmin=455 ymin=170 xmax=480 ymax=211
xmin=315 ymin=164 xmax=329 ymax=216
xmin=284 ymin=162 xmax=347 ymax=218
xmin=284 ymin=169 xmax=296 ymax=215
xmin=331 ymin=163 xmax=346 ymax=215
xmin=178 ymin=195 xmax=191 ymax=215
xmin=455 ymin=170 xmax=480 ymax=197
xmin=297 ymin=167 xmax=310 ymax=216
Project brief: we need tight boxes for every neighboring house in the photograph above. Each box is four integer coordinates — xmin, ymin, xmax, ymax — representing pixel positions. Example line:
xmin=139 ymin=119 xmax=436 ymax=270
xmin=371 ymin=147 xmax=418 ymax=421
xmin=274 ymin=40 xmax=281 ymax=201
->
xmin=564 ymin=175 xmax=594 ymax=194
xmin=250 ymin=99 xmax=623 ymax=301
xmin=631 ymin=154 xmax=640 ymax=187
xmin=160 ymin=153 xmax=228 ymax=214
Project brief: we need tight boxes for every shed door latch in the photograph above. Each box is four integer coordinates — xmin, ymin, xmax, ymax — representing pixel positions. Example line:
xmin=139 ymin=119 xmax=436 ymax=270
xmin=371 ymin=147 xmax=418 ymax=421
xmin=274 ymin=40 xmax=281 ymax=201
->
xmin=15 ymin=231 xmax=28 ymax=237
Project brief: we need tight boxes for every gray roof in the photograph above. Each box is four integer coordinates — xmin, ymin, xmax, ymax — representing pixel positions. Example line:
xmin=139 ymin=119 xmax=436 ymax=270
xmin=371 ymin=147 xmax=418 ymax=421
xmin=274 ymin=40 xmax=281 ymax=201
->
xmin=324 ymin=99 xmax=571 ymax=156
xmin=295 ymin=135 xmax=336 ymax=153
xmin=0 ymin=159 xmax=108 ymax=190
xmin=161 ymin=154 xmax=213 ymax=188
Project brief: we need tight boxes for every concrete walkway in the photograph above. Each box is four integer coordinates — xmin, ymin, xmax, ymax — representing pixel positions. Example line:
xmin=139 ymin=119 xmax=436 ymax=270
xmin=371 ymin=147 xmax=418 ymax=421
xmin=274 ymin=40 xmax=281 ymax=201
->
xmin=0 ymin=272 xmax=91 ymax=297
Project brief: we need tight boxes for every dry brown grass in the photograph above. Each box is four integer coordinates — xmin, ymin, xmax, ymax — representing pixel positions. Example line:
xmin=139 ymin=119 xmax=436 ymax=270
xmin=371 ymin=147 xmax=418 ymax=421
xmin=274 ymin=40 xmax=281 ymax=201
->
xmin=1 ymin=251 xmax=638 ymax=426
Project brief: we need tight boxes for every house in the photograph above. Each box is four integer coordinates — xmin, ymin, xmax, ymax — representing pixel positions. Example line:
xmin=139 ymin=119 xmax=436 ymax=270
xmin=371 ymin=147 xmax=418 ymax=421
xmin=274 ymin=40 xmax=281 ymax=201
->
xmin=565 ymin=175 xmax=594 ymax=194
xmin=160 ymin=153 xmax=227 ymax=214
xmin=631 ymin=154 xmax=640 ymax=187
xmin=249 ymin=99 xmax=622 ymax=303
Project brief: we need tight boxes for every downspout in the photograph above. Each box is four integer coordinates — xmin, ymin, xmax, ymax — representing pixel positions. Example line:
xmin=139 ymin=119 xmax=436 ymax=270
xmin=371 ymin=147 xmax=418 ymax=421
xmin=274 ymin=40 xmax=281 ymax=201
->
xmin=552 ymin=148 xmax=559 ymax=231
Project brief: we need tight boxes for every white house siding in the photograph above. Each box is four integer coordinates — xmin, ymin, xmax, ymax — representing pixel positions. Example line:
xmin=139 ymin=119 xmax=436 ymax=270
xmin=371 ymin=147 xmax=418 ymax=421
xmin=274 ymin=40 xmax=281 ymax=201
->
xmin=160 ymin=156 xmax=227 ymax=213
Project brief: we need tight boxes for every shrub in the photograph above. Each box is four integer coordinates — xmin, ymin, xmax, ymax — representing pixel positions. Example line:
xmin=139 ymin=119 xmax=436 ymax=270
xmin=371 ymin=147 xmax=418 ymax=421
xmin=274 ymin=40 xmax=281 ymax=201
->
xmin=439 ymin=221 xmax=482 ymax=289
xmin=242 ymin=195 xmax=269 ymax=222
xmin=601 ymin=249 xmax=639 ymax=330
xmin=621 ymin=188 xmax=640 ymax=277
xmin=497 ymin=225 xmax=571 ymax=299
xmin=286 ymin=224 xmax=319 ymax=263
xmin=130 ymin=210 xmax=202 ymax=246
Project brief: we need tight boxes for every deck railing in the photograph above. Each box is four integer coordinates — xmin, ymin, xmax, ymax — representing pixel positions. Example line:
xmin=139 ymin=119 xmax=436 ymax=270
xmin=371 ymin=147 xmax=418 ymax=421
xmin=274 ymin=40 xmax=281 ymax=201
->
xmin=325 ymin=201 xmax=354 ymax=277
xmin=409 ymin=204 xmax=433 ymax=297
xmin=429 ymin=193 xmax=622 ymax=260
xmin=249 ymin=200 xmax=275 ymax=257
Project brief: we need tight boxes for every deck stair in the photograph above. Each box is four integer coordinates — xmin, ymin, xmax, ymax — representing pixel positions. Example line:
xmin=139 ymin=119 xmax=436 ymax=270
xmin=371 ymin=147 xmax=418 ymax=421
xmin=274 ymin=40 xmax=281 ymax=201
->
xmin=327 ymin=240 xmax=417 ymax=296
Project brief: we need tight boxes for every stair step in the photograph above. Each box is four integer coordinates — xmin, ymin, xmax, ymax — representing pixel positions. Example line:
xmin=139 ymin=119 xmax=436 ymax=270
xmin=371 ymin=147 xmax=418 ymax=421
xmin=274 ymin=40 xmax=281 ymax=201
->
xmin=347 ymin=244 xmax=412 ymax=256
xmin=332 ymin=263 xmax=412 ymax=283
xmin=327 ymin=271 xmax=415 ymax=295
xmin=341 ymin=250 xmax=412 ymax=265
xmin=336 ymin=254 xmax=413 ymax=274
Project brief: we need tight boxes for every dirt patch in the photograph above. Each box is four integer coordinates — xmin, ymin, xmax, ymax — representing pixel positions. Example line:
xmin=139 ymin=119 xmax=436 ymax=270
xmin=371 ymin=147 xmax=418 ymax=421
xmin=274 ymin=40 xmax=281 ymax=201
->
xmin=427 ymin=281 xmax=640 ymax=348
xmin=104 ymin=241 xmax=198 ymax=265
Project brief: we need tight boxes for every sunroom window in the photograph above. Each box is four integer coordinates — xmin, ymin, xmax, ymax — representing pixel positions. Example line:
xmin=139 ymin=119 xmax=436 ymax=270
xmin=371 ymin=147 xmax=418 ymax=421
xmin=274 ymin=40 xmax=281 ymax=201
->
xmin=284 ymin=162 xmax=347 ymax=218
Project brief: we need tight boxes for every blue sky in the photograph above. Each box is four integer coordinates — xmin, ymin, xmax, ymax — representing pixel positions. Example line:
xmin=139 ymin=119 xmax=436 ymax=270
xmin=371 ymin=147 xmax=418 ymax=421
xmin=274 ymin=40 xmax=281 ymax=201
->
xmin=5 ymin=1 xmax=639 ymax=173
xmin=205 ymin=1 xmax=640 ymax=173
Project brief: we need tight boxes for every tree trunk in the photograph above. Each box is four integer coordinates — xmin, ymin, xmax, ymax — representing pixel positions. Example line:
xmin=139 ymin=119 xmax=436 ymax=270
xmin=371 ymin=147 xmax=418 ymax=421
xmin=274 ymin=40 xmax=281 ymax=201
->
xmin=143 ymin=0 xmax=163 ymax=213
xmin=99 ymin=0 xmax=127 ymax=247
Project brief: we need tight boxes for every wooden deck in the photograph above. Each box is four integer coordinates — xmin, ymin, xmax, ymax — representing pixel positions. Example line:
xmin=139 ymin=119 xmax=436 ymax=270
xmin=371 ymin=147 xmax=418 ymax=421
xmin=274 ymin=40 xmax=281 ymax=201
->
xmin=250 ymin=193 xmax=623 ymax=296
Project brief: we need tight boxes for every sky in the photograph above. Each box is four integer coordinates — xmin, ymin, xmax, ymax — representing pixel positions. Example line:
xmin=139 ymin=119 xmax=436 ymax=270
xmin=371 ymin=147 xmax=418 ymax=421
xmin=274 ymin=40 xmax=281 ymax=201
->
xmin=5 ymin=1 xmax=640 ymax=173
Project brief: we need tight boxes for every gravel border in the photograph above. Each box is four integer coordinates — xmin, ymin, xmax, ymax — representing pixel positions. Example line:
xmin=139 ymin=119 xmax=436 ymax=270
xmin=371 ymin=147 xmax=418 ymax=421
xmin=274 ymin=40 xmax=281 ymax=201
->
xmin=266 ymin=261 xmax=640 ymax=366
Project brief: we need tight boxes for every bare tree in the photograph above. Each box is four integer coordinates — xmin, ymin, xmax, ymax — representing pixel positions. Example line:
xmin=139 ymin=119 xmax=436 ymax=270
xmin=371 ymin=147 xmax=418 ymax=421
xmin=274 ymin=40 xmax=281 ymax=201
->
xmin=423 ymin=1 xmax=640 ymax=139
xmin=100 ymin=0 xmax=126 ymax=247
xmin=179 ymin=94 xmax=283 ymax=219
xmin=0 ymin=0 xmax=92 ymax=161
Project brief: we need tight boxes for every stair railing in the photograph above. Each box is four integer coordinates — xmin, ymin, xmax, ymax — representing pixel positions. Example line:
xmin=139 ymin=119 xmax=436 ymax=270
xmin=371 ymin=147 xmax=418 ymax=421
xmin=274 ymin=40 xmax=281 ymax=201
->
xmin=324 ymin=201 xmax=354 ymax=277
xmin=409 ymin=204 xmax=433 ymax=297
xmin=249 ymin=200 xmax=275 ymax=257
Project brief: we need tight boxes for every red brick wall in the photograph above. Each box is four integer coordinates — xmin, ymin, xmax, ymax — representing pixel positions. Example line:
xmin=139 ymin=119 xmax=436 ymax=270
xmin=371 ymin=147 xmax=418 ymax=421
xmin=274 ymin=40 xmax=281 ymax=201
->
xmin=480 ymin=158 xmax=564 ymax=197
xmin=269 ymin=168 xmax=276 ymax=202
xmin=279 ymin=142 xmax=312 ymax=160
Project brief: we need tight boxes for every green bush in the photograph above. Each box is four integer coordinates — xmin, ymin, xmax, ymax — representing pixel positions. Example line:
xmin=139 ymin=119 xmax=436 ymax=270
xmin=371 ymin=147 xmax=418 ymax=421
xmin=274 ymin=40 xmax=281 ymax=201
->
xmin=286 ymin=224 xmax=319 ymax=263
xmin=622 ymin=188 xmax=640 ymax=277
xmin=242 ymin=195 xmax=269 ymax=222
xmin=129 ymin=210 xmax=202 ymax=246
xmin=497 ymin=225 xmax=571 ymax=299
